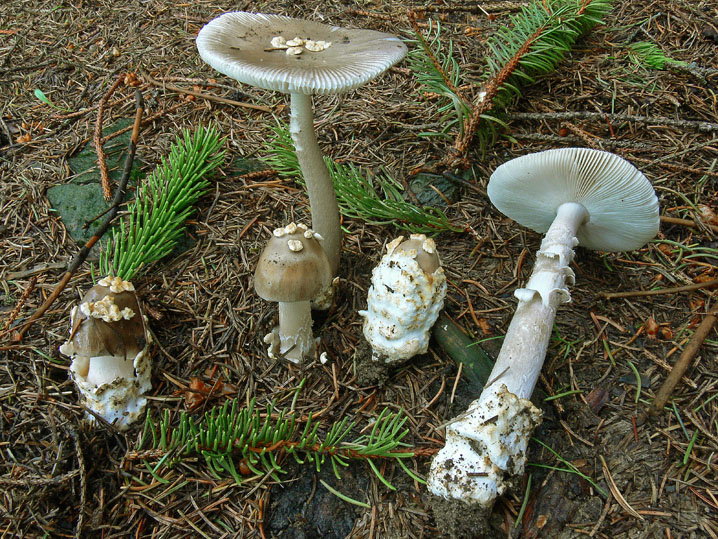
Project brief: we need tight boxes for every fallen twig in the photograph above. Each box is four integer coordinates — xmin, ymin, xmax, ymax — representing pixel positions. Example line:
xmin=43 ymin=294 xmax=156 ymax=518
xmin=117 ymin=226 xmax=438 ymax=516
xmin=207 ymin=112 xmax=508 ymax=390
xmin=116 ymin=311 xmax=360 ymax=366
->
xmin=95 ymin=74 xmax=125 ymax=201
xmin=140 ymin=70 xmax=272 ymax=113
xmin=660 ymin=215 xmax=718 ymax=234
xmin=1 ymin=276 xmax=37 ymax=333
xmin=600 ymin=455 xmax=644 ymax=520
xmin=598 ymin=279 xmax=718 ymax=300
xmin=509 ymin=110 xmax=718 ymax=134
xmin=649 ymin=301 xmax=718 ymax=415
xmin=8 ymin=90 xmax=144 ymax=343
xmin=51 ymin=86 xmax=149 ymax=120
xmin=102 ymin=101 xmax=185 ymax=145
xmin=407 ymin=11 xmax=469 ymax=103
xmin=0 ymin=470 xmax=79 ymax=487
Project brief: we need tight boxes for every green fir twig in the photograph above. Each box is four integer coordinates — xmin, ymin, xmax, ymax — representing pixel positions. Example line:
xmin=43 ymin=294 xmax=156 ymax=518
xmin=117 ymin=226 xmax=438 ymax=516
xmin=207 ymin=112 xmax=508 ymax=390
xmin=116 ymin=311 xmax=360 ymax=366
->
xmin=264 ymin=123 xmax=460 ymax=234
xmin=129 ymin=397 xmax=426 ymax=489
xmin=406 ymin=18 xmax=470 ymax=139
xmin=626 ymin=41 xmax=687 ymax=70
xmin=100 ymin=127 xmax=224 ymax=280
xmin=408 ymin=0 xmax=613 ymax=161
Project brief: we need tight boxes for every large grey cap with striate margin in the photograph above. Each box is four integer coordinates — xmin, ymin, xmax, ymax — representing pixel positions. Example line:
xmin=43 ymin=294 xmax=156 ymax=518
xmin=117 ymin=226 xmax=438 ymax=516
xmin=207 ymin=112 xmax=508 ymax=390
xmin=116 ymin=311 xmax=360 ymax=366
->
xmin=196 ymin=12 xmax=407 ymax=95
xmin=487 ymin=147 xmax=660 ymax=252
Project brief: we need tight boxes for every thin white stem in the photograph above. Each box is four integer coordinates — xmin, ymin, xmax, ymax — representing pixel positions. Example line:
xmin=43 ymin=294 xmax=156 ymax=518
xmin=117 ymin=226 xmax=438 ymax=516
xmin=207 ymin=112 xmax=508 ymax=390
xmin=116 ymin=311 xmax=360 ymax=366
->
xmin=289 ymin=92 xmax=342 ymax=275
xmin=278 ymin=300 xmax=315 ymax=363
xmin=85 ymin=355 xmax=136 ymax=386
xmin=482 ymin=201 xmax=588 ymax=401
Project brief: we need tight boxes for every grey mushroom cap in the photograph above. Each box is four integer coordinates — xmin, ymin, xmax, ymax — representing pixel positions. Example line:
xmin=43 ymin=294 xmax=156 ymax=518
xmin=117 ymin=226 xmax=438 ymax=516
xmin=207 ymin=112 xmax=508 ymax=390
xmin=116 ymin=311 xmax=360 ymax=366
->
xmin=196 ymin=12 xmax=407 ymax=95
xmin=487 ymin=148 xmax=660 ymax=252
xmin=254 ymin=224 xmax=332 ymax=303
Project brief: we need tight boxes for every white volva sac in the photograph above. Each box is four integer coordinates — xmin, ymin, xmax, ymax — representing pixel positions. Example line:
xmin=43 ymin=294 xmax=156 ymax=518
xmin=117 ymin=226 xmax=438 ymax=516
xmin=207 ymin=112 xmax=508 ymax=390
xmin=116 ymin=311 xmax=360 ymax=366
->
xmin=428 ymin=148 xmax=659 ymax=510
xmin=428 ymin=385 xmax=541 ymax=504
xmin=59 ymin=276 xmax=152 ymax=430
xmin=359 ymin=234 xmax=447 ymax=363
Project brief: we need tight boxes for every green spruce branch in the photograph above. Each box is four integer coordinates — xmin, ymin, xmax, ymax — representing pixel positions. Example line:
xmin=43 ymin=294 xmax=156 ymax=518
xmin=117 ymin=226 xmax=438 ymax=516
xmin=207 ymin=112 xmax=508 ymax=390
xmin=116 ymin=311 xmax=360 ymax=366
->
xmin=626 ymin=41 xmax=687 ymax=70
xmin=264 ymin=123 xmax=460 ymax=234
xmin=408 ymin=0 xmax=613 ymax=157
xmin=406 ymin=20 xmax=471 ymax=139
xmin=130 ymin=397 xmax=425 ymax=492
xmin=100 ymin=127 xmax=224 ymax=280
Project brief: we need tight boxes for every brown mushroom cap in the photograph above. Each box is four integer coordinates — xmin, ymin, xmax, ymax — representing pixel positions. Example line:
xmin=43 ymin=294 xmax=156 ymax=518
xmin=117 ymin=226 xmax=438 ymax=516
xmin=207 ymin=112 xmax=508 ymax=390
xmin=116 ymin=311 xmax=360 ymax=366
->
xmin=254 ymin=223 xmax=332 ymax=302
xmin=67 ymin=283 xmax=146 ymax=358
xmin=395 ymin=235 xmax=441 ymax=274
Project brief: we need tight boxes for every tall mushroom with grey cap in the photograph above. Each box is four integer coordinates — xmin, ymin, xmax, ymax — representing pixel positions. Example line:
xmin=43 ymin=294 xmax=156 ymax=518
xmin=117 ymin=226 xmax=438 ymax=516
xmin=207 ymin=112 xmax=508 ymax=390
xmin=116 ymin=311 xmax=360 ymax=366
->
xmin=254 ymin=222 xmax=332 ymax=363
xmin=196 ymin=12 xmax=407 ymax=292
xmin=59 ymin=276 xmax=152 ymax=430
xmin=428 ymin=148 xmax=659 ymax=529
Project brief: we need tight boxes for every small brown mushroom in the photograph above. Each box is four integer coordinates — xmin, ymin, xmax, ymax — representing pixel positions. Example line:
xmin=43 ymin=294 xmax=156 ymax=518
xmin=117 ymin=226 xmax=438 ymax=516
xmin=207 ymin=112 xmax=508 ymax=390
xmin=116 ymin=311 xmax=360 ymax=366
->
xmin=254 ymin=223 xmax=331 ymax=363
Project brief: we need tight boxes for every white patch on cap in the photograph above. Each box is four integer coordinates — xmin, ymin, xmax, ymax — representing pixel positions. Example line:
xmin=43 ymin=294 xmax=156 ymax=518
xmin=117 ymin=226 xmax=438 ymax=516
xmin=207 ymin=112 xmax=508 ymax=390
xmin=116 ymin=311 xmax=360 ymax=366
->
xmin=304 ymin=39 xmax=331 ymax=52
xmin=423 ymin=238 xmax=437 ymax=254
xmin=98 ymin=276 xmax=135 ymax=293
xmin=287 ymin=239 xmax=304 ymax=252
xmin=270 ymin=36 xmax=288 ymax=49
xmin=286 ymin=37 xmax=304 ymax=47
xmin=80 ymin=295 xmax=135 ymax=322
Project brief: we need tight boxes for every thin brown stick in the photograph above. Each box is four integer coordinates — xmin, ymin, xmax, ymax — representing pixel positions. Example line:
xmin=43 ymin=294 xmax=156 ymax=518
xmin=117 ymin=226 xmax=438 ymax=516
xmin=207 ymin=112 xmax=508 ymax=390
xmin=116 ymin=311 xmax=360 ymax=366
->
xmin=102 ymin=101 xmax=185 ymax=145
xmin=1 ymin=276 xmax=37 ymax=333
xmin=661 ymin=215 xmax=718 ymax=234
xmin=449 ymin=25 xmax=544 ymax=165
xmin=9 ymin=90 xmax=145 ymax=343
xmin=511 ymin=133 xmax=718 ymax=178
xmin=51 ymin=85 xmax=150 ymax=120
xmin=140 ymin=70 xmax=272 ymax=113
xmin=0 ymin=470 xmax=79 ymax=487
xmin=509 ymin=110 xmax=718 ymax=133
xmin=649 ymin=302 xmax=718 ymax=415
xmin=598 ymin=279 xmax=718 ymax=300
xmin=95 ymin=74 xmax=125 ymax=201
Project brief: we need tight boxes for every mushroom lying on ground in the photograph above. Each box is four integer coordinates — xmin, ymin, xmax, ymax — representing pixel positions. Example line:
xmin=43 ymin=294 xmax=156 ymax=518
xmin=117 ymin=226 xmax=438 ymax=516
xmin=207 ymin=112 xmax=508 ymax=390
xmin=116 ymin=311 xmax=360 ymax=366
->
xmin=359 ymin=234 xmax=447 ymax=363
xmin=427 ymin=148 xmax=659 ymax=529
xmin=59 ymin=276 xmax=152 ymax=430
xmin=196 ymin=12 xmax=407 ymax=291
xmin=254 ymin=222 xmax=331 ymax=363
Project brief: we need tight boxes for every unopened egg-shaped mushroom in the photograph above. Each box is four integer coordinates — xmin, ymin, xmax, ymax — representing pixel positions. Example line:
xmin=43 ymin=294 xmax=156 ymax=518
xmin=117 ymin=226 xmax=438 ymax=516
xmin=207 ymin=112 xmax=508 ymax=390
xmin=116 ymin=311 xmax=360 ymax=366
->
xmin=59 ymin=276 xmax=152 ymax=430
xmin=359 ymin=234 xmax=446 ymax=363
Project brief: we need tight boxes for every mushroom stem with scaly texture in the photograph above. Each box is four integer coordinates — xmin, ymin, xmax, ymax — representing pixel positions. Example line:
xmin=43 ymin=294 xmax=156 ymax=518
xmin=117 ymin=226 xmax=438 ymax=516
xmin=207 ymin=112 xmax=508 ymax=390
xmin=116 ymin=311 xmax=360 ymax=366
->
xmin=428 ymin=148 xmax=660 ymax=524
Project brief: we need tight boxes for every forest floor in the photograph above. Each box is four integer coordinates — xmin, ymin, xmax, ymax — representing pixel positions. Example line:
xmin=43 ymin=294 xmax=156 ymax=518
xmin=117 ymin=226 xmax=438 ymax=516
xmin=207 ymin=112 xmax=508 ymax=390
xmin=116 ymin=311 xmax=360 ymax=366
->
xmin=1 ymin=0 xmax=717 ymax=537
